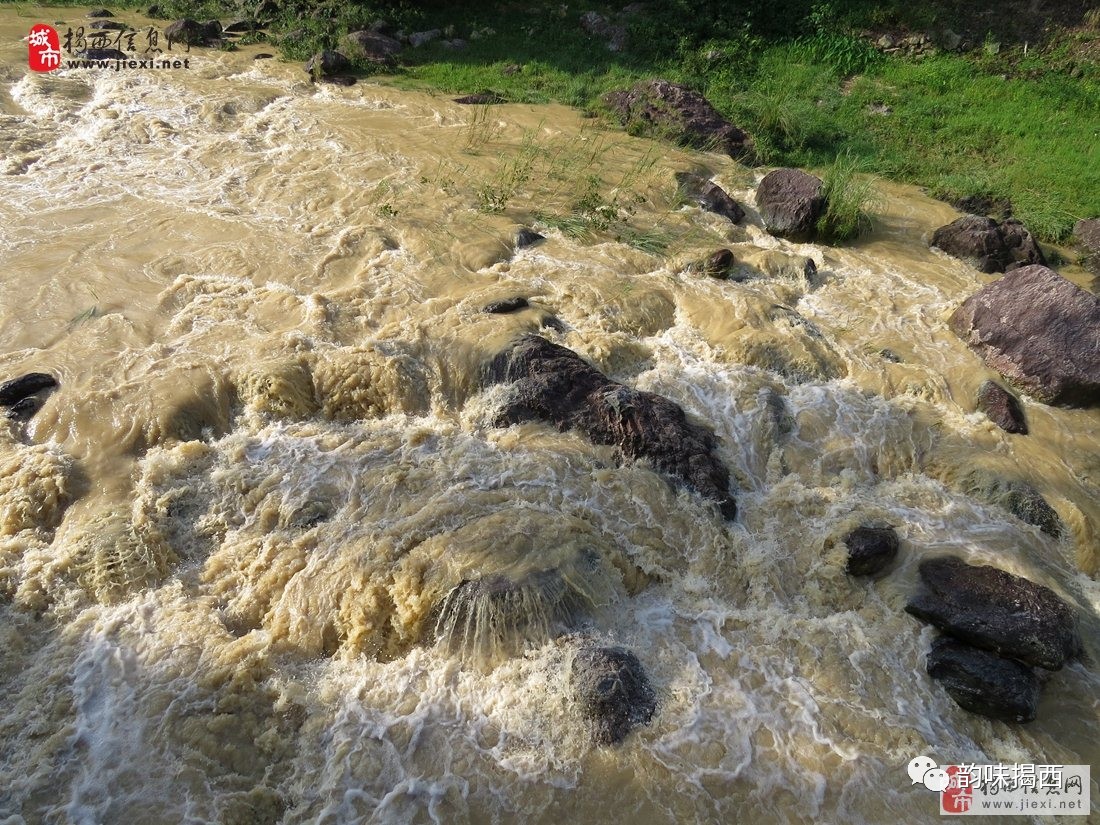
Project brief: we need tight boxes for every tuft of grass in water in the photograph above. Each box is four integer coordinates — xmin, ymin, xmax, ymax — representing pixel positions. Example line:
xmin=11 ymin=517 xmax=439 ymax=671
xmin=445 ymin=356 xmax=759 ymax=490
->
xmin=816 ymin=152 xmax=876 ymax=243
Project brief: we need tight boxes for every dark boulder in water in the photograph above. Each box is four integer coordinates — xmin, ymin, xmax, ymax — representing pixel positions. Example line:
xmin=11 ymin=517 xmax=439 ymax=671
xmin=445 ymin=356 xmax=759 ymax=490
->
xmin=906 ymin=556 xmax=1081 ymax=671
xmin=755 ymin=169 xmax=826 ymax=241
xmin=488 ymin=335 xmax=737 ymax=519
xmin=976 ymin=380 xmax=1028 ymax=434
xmin=164 ymin=18 xmax=222 ymax=47
xmin=675 ymin=173 xmax=744 ymax=224
xmin=6 ymin=396 xmax=44 ymax=423
xmin=0 ymin=373 xmax=57 ymax=407
xmin=87 ymin=8 xmax=114 ymax=16
xmin=514 ymin=228 xmax=545 ymax=249
xmin=340 ymin=30 xmax=402 ymax=66
xmin=434 ymin=568 xmax=592 ymax=658
xmin=454 ymin=93 xmax=507 ymax=105
xmin=926 ymin=636 xmax=1040 ymax=723
xmin=89 ymin=20 xmax=127 ymax=31
xmin=959 ymin=472 xmax=1062 ymax=537
xmin=483 ymin=297 xmax=529 ymax=314
xmin=949 ymin=264 xmax=1100 ymax=407
xmin=571 ymin=644 xmax=656 ymax=745
xmin=843 ymin=525 xmax=899 ymax=576
xmin=602 ymin=79 xmax=754 ymax=160
xmin=304 ymin=50 xmax=350 ymax=78
xmin=931 ymin=215 xmax=1045 ymax=274
xmin=686 ymin=248 xmax=735 ymax=279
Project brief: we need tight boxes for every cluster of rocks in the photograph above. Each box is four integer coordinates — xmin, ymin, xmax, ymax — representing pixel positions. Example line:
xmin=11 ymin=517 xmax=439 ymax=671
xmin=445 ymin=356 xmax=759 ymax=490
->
xmin=838 ymin=526 xmax=1081 ymax=723
xmin=906 ymin=556 xmax=1082 ymax=722
xmin=931 ymin=215 xmax=1046 ymax=273
xmin=0 ymin=372 xmax=58 ymax=423
xmin=871 ymin=32 xmax=945 ymax=57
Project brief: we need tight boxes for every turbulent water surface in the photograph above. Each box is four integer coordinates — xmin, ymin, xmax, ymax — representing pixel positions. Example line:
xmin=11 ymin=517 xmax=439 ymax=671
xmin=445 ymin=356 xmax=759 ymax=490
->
xmin=1 ymin=7 xmax=1099 ymax=824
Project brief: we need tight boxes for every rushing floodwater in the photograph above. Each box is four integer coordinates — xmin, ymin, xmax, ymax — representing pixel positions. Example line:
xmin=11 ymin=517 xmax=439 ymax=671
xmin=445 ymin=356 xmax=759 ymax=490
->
xmin=1 ymin=7 xmax=1098 ymax=824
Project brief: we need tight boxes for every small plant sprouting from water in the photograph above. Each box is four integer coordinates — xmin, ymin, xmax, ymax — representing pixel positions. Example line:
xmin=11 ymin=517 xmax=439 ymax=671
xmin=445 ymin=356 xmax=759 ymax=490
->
xmin=816 ymin=152 xmax=877 ymax=243
xmin=462 ymin=104 xmax=506 ymax=154
xmin=475 ymin=134 xmax=538 ymax=213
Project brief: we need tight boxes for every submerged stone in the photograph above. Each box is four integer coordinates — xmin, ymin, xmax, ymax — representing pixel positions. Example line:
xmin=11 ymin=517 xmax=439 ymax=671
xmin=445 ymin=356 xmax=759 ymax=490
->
xmin=305 ymin=50 xmax=350 ymax=78
xmin=571 ymin=645 xmax=657 ymax=745
xmin=454 ymin=93 xmax=506 ymax=105
xmin=483 ymin=297 xmax=529 ymax=314
xmin=6 ymin=396 xmax=44 ymax=423
xmin=843 ymin=525 xmax=899 ymax=576
xmin=926 ymin=636 xmax=1040 ymax=723
xmin=514 ymin=228 xmax=545 ymax=249
xmin=676 ymin=173 xmax=745 ymax=224
xmin=976 ymin=380 xmax=1028 ymax=434
xmin=0 ymin=373 xmax=58 ymax=407
xmin=488 ymin=335 xmax=737 ymax=519
xmin=906 ymin=556 xmax=1081 ymax=670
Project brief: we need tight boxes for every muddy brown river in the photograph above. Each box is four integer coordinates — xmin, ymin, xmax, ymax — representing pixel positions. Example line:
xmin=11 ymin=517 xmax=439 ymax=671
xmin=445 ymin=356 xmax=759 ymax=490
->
xmin=1 ymin=6 xmax=1098 ymax=824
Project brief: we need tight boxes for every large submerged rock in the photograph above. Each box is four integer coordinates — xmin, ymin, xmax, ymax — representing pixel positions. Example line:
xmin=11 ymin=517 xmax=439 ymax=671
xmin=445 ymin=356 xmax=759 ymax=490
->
xmin=931 ymin=215 xmax=1045 ymax=273
xmin=755 ymin=169 xmax=825 ymax=241
xmin=926 ymin=636 xmax=1040 ymax=723
xmin=488 ymin=335 xmax=737 ymax=519
xmin=949 ymin=264 xmax=1100 ymax=406
xmin=571 ymin=644 xmax=657 ymax=745
xmin=906 ymin=556 xmax=1081 ymax=670
xmin=602 ymin=79 xmax=753 ymax=160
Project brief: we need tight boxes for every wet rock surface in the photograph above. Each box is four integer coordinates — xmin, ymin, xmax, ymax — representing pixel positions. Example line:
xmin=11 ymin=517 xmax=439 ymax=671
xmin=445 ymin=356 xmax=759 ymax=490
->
xmin=340 ymin=30 xmax=402 ymax=65
xmin=571 ymin=645 xmax=657 ymax=745
xmin=977 ymin=380 xmax=1028 ymax=434
xmin=0 ymin=373 xmax=57 ymax=407
xmin=489 ymin=335 xmax=737 ymax=519
xmin=931 ymin=215 xmax=1045 ymax=273
xmin=949 ymin=264 xmax=1100 ymax=406
xmin=675 ymin=173 xmax=744 ymax=224
xmin=514 ymin=228 xmax=545 ymax=249
xmin=483 ymin=297 xmax=529 ymax=314
xmin=603 ymin=80 xmax=754 ymax=160
xmin=1074 ymin=218 xmax=1100 ymax=273
xmin=926 ymin=636 xmax=1040 ymax=723
xmin=687 ymin=248 xmax=735 ymax=279
xmin=843 ymin=526 xmax=899 ymax=576
xmin=906 ymin=556 xmax=1081 ymax=670
xmin=755 ymin=169 xmax=825 ymax=241
xmin=454 ymin=93 xmax=507 ymax=105
xmin=164 ymin=19 xmax=222 ymax=47
xmin=305 ymin=50 xmax=350 ymax=78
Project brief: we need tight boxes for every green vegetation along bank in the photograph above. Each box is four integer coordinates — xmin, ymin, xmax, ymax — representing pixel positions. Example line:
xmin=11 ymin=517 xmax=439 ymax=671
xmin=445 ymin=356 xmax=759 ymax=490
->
xmin=17 ymin=0 xmax=1100 ymax=244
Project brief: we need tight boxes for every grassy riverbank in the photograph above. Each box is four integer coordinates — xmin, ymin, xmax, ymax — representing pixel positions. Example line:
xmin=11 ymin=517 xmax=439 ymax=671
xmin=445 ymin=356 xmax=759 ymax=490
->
xmin=13 ymin=0 xmax=1100 ymax=241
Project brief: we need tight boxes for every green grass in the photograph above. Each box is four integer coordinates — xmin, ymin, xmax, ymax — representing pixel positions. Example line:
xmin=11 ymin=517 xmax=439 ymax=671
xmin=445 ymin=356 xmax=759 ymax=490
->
xmin=11 ymin=0 xmax=1099 ymax=240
